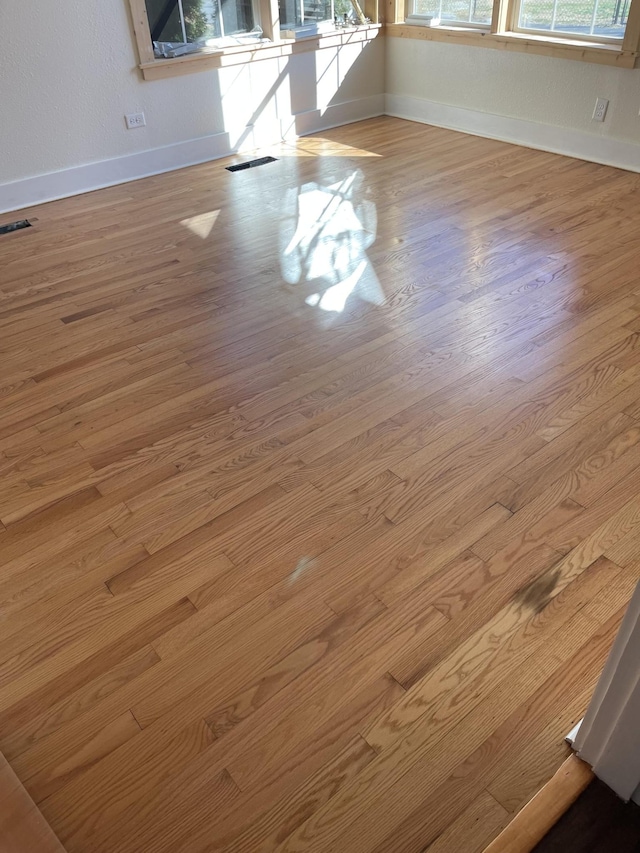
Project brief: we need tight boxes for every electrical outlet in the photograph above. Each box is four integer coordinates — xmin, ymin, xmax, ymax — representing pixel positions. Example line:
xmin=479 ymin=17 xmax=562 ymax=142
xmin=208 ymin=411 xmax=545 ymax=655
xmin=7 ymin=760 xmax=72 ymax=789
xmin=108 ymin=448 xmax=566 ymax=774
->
xmin=592 ymin=98 xmax=609 ymax=122
xmin=125 ymin=112 xmax=146 ymax=130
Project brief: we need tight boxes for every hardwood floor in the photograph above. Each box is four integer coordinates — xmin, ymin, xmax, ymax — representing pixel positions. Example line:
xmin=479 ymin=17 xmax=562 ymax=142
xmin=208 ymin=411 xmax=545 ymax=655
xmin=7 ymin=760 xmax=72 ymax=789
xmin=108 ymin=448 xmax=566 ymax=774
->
xmin=0 ymin=751 xmax=66 ymax=852
xmin=484 ymin=755 xmax=593 ymax=853
xmin=1 ymin=116 xmax=639 ymax=852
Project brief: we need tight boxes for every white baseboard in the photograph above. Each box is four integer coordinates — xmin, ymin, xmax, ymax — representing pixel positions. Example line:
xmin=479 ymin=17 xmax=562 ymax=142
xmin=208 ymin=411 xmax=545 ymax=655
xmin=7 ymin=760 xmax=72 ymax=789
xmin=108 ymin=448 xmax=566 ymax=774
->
xmin=566 ymin=720 xmax=583 ymax=746
xmin=0 ymin=132 xmax=234 ymax=216
xmin=0 ymin=94 xmax=384 ymax=215
xmin=6 ymin=89 xmax=637 ymax=215
xmin=385 ymin=93 xmax=640 ymax=174
xmin=290 ymin=94 xmax=385 ymax=137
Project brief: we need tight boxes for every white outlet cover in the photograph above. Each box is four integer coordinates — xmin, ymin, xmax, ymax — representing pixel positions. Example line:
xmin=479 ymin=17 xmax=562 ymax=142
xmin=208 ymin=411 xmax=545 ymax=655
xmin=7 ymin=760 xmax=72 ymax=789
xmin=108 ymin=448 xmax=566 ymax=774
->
xmin=592 ymin=98 xmax=609 ymax=122
xmin=125 ymin=113 xmax=146 ymax=130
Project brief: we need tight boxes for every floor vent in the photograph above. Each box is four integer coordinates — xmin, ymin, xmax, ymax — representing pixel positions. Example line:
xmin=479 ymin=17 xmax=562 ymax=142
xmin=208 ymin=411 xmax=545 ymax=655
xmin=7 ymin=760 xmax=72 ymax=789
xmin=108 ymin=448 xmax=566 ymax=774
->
xmin=226 ymin=157 xmax=278 ymax=172
xmin=0 ymin=220 xmax=32 ymax=236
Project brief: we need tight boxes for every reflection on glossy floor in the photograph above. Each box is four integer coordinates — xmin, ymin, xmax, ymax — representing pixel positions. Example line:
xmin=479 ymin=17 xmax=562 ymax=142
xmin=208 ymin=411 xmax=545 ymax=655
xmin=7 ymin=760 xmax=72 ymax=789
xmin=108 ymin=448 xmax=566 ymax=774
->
xmin=1 ymin=116 xmax=639 ymax=853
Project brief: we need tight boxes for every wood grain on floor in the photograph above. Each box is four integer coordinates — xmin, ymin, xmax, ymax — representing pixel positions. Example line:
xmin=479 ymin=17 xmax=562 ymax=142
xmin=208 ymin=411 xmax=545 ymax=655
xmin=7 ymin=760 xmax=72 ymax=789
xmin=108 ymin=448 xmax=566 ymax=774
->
xmin=483 ymin=755 xmax=593 ymax=853
xmin=0 ymin=750 xmax=66 ymax=852
xmin=1 ymin=117 xmax=639 ymax=852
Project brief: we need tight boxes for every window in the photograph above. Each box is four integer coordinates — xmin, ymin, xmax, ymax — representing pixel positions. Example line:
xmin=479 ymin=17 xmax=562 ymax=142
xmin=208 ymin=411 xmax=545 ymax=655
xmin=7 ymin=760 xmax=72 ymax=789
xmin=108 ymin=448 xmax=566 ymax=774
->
xmin=515 ymin=0 xmax=629 ymax=40
xmin=412 ymin=0 xmax=630 ymax=34
xmin=278 ymin=0 xmax=334 ymax=30
xmin=137 ymin=0 xmax=368 ymax=63
xmin=145 ymin=0 xmax=258 ymax=55
xmin=277 ymin=0 xmax=361 ymax=33
xmin=409 ymin=0 xmax=629 ymax=32
xmin=130 ymin=0 xmax=378 ymax=79
xmin=411 ymin=0 xmax=493 ymax=26
xmin=399 ymin=0 xmax=640 ymax=66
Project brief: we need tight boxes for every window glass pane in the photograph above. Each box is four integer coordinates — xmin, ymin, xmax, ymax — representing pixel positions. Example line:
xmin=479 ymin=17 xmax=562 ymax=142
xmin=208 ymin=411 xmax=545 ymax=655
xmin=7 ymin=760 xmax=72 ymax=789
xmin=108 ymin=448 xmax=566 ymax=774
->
xmin=279 ymin=0 xmax=303 ymax=26
xmin=221 ymin=0 xmax=255 ymax=33
xmin=412 ymin=0 xmax=493 ymax=24
xmin=517 ymin=0 xmax=627 ymax=37
xmin=146 ymin=0 xmax=254 ymax=42
xmin=335 ymin=0 xmax=358 ymax=17
xmin=146 ymin=0 xmax=184 ymax=41
xmin=278 ymin=0 xmax=334 ymax=25
xmin=304 ymin=0 xmax=333 ymax=20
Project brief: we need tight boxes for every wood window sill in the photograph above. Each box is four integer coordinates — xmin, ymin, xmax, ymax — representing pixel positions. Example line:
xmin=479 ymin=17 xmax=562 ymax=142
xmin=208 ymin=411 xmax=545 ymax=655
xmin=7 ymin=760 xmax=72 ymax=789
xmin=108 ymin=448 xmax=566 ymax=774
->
xmin=386 ymin=22 xmax=638 ymax=66
xmin=139 ymin=24 xmax=382 ymax=80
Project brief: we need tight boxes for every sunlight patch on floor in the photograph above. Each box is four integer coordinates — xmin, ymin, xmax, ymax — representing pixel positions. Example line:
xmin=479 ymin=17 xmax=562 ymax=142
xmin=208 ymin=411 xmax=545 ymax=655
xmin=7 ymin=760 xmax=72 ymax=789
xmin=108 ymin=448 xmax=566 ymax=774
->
xmin=180 ymin=210 xmax=220 ymax=239
xmin=280 ymin=169 xmax=383 ymax=312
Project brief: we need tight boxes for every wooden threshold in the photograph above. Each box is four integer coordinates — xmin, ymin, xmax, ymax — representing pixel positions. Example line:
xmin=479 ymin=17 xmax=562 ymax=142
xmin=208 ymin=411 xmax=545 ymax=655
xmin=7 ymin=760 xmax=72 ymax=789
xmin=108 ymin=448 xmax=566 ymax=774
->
xmin=0 ymin=750 xmax=67 ymax=853
xmin=482 ymin=755 xmax=594 ymax=853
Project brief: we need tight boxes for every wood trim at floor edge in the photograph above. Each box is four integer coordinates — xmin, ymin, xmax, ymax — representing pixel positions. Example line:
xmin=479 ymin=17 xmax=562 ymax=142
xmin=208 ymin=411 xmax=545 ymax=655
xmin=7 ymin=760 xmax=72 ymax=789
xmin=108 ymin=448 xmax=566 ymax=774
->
xmin=481 ymin=754 xmax=594 ymax=853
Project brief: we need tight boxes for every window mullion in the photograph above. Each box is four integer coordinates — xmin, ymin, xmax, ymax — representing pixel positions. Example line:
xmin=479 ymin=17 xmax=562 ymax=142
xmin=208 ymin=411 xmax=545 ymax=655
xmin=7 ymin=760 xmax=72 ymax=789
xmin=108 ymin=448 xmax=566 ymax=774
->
xmin=260 ymin=0 xmax=279 ymax=38
xmin=130 ymin=0 xmax=157 ymax=62
xmin=177 ymin=0 xmax=189 ymax=41
xmin=217 ymin=0 xmax=226 ymax=37
xmin=386 ymin=0 xmax=404 ymax=23
xmin=588 ymin=0 xmax=600 ymax=36
xmin=622 ymin=0 xmax=640 ymax=50
xmin=490 ymin=0 xmax=512 ymax=32
xmin=364 ymin=0 xmax=379 ymax=23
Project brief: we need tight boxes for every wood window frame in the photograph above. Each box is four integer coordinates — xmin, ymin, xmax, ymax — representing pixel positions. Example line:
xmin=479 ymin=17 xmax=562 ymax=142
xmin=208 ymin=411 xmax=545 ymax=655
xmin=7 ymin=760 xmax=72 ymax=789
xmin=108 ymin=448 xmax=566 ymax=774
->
xmin=128 ymin=0 xmax=381 ymax=80
xmin=385 ymin=0 xmax=640 ymax=66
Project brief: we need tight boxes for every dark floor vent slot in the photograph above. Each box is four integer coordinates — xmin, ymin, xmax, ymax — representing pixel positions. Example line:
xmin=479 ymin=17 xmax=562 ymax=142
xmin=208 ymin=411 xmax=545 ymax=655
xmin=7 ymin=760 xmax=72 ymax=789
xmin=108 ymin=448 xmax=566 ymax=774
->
xmin=226 ymin=156 xmax=278 ymax=172
xmin=0 ymin=220 xmax=32 ymax=236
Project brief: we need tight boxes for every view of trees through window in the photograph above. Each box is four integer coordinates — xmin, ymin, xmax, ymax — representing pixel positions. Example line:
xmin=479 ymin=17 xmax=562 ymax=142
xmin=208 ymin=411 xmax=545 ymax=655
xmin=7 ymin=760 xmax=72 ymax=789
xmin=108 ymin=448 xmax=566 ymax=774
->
xmin=146 ymin=0 xmax=358 ymax=42
xmin=145 ymin=0 xmax=254 ymax=41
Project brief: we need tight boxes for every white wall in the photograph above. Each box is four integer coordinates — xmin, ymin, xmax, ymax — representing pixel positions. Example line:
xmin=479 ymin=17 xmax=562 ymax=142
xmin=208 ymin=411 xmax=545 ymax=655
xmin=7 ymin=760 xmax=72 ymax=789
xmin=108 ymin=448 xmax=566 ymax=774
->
xmin=4 ymin=1 xmax=640 ymax=213
xmin=0 ymin=1 xmax=384 ymax=211
xmin=573 ymin=581 xmax=640 ymax=805
xmin=385 ymin=38 xmax=640 ymax=170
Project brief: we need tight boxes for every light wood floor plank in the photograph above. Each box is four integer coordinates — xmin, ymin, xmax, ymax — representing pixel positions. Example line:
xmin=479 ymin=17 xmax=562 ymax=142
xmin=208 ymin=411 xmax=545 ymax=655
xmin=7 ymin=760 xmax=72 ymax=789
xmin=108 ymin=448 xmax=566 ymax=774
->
xmin=1 ymin=116 xmax=639 ymax=852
